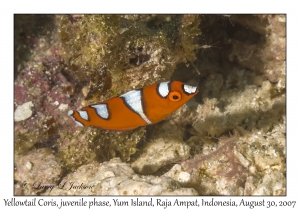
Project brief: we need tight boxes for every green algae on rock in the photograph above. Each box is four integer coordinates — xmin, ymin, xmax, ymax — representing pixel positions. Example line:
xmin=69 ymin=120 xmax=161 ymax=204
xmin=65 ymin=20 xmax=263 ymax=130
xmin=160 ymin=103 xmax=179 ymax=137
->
xmin=56 ymin=129 xmax=97 ymax=171
xmin=59 ymin=14 xmax=201 ymax=105
xmin=57 ymin=127 xmax=146 ymax=171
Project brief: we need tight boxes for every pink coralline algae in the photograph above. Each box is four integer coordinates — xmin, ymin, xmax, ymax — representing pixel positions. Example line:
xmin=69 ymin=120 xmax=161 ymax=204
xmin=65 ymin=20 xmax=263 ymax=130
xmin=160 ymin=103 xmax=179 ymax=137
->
xmin=14 ymin=32 xmax=77 ymax=155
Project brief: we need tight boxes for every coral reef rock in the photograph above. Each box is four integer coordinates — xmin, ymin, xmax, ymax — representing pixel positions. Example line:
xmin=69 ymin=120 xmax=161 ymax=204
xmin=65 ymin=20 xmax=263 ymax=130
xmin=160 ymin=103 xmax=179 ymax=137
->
xmin=163 ymin=164 xmax=191 ymax=186
xmin=14 ymin=101 xmax=34 ymax=121
xmin=179 ymin=124 xmax=286 ymax=195
xmin=131 ymin=121 xmax=190 ymax=174
xmin=14 ymin=148 xmax=63 ymax=195
xmin=45 ymin=158 xmax=197 ymax=195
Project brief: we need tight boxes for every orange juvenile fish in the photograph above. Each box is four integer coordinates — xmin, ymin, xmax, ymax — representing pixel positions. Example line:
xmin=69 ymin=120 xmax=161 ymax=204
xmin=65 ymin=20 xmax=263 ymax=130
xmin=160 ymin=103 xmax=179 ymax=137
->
xmin=68 ymin=80 xmax=198 ymax=130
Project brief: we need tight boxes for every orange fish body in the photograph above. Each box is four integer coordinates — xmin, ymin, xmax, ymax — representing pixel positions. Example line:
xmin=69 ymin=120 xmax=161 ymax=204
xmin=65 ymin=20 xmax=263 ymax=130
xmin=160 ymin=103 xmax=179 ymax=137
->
xmin=68 ymin=81 xmax=198 ymax=130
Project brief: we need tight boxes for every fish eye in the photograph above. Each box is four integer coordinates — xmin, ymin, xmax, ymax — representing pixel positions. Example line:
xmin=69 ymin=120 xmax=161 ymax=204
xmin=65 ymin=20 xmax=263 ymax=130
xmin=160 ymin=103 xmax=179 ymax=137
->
xmin=168 ymin=91 xmax=181 ymax=102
